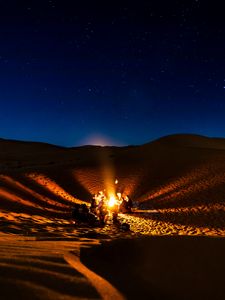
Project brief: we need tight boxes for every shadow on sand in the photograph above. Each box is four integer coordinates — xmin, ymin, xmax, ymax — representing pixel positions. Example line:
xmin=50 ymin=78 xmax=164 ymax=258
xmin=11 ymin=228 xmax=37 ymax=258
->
xmin=81 ymin=235 xmax=225 ymax=300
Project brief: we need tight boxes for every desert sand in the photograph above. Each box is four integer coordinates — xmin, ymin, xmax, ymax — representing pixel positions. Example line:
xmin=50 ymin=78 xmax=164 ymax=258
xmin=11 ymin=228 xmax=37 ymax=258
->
xmin=0 ymin=134 xmax=225 ymax=299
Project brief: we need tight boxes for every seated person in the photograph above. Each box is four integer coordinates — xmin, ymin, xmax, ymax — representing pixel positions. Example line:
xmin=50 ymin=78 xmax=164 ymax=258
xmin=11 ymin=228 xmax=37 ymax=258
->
xmin=125 ymin=196 xmax=133 ymax=212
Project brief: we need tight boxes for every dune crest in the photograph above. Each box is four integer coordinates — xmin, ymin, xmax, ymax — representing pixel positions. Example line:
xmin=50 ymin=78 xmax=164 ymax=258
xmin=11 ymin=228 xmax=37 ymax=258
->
xmin=0 ymin=134 xmax=225 ymax=236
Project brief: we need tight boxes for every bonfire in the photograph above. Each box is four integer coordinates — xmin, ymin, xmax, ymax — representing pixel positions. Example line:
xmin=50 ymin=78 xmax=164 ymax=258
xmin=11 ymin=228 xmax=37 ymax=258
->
xmin=91 ymin=180 xmax=133 ymax=224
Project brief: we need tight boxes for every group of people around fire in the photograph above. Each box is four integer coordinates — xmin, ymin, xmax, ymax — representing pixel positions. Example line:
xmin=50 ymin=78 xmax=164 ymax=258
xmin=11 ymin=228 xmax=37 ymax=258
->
xmin=71 ymin=185 xmax=133 ymax=229
xmin=90 ymin=190 xmax=133 ymax=224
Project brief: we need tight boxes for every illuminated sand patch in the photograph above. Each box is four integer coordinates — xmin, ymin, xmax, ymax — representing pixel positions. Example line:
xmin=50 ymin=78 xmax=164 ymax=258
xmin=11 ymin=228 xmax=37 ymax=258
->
xmin=119 ymin=175 xmax=140 ymax=198
xmin=0 ymin=187 xmax=41 ymax=209
xmin=7 ymin=208 xmax=225 ymax=237
xmin=161 ymin=173 xmax=225 ymax=204
xmin=0 ymin=211 xmax=75 ymax=236
xmin=138 ymin=166 xmax=209 ymax=202
xmin=120 ymin=210 xmax=225 ymax=236
xmin=27 ymin=173 xmax=85 ymax=205
xmin=0 ymin=175 xmax=67 ymax=209
xmin=138 ymin=162 xmax=225 ymax=209
xmin=153 ymin=203 xmax=225 ymax=214
xmin=74 ymin=169 xmax=104 ymax=194
xmin=0 ymin=186 xmax=67 ymax=217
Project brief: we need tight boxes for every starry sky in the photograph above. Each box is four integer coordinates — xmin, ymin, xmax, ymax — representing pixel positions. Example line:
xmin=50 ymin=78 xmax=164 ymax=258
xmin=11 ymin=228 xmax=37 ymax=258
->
xmin=0 ymin=0 xmax=225 ymax=147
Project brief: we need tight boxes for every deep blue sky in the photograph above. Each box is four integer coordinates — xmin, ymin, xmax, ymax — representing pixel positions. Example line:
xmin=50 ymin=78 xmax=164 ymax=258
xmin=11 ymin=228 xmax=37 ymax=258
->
xmin=1 ymin=0 xmax=225 ymax=146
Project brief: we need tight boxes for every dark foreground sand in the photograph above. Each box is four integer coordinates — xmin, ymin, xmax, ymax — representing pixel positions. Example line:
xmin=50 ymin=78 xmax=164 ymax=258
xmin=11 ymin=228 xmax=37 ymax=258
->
xmin=82 ymin=236 xmax=225 ymax=300
xmin=0 ymin=234 xmax=101 ymax=300
xmin=1 ymin=234 xmax=224 ymax=300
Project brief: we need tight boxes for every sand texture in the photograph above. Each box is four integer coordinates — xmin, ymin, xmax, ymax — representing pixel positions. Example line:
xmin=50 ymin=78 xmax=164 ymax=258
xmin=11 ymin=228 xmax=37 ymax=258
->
xmin=0 ymin=134 xmax=225 ymax=299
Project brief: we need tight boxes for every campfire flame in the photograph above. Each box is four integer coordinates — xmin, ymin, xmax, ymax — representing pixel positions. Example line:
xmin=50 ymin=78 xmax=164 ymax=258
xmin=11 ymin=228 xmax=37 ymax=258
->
xmin=108 ymin=195 xmax=117 ymax=208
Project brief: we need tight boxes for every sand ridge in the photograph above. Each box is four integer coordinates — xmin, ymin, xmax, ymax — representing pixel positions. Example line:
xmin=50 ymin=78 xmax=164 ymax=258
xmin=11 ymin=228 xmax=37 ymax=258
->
xmin=1 ymin=134 xmax=225 ymax=299
xmin=1 ymin=134 xmax=225 ymax=236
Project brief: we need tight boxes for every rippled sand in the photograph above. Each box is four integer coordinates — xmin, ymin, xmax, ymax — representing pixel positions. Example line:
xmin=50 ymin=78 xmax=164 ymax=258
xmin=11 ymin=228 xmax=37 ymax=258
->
xmin=1 ymin=135 xmax=225 ymax=299
xmin=0 ymin=234 xmax=101 ymax=300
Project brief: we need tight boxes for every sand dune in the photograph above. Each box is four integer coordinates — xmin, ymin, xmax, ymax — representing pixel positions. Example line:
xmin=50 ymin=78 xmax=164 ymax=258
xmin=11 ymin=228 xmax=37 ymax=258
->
xmin=1 ymin=134 xmax=225 ymax=235
xmin=1 ymin=134 xmax=225 ymax=299
xmin=151 ymin=133 xmax=225 ymax=149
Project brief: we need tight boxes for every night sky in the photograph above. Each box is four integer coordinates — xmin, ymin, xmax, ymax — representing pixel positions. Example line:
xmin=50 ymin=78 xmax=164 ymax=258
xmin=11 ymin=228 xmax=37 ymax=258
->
xmin=1 ymin=1 xmax=225 ymax=147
